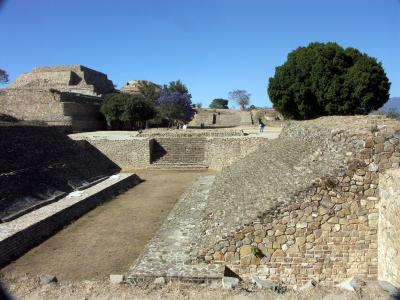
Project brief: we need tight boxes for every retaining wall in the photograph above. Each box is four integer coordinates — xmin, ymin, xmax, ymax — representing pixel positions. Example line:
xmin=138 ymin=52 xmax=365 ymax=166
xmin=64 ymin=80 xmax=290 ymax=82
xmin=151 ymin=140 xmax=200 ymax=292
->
xmin=71 ymin=134 xmax=267 ymax=170
xmin=69 ymin=136 xmax=154 ymax=170
xmin=379 ymin=169 xmax=400 ymax=287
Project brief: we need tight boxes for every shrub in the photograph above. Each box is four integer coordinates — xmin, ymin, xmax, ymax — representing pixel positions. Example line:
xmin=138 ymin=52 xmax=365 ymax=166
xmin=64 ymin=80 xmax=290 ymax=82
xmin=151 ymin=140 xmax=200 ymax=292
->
xmin=268 ymin=42 xmax=390 ymax=119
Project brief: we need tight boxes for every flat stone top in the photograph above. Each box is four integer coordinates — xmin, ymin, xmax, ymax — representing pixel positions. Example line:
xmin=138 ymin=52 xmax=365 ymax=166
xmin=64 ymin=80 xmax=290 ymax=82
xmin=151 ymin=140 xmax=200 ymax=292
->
xmin=287 ymin=115 xmax=400 ymax=134
xmin=69 ymin=131 xmax=148 ymax=141
xmin=32 ymin=65 xmax=106 ymax=76
xmin=0 ymin=173 xmax=134 ymax=241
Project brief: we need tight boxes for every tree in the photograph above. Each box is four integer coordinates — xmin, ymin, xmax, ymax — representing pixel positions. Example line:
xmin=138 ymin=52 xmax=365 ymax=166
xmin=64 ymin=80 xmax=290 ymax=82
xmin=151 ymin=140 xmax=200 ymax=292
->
xmin=165 ymin=80 xmax=189 ymax=94
xmin=100 ymin=93 xmax=156 ymax=129
xmin=196 ymin=102 xmax=203 ymax=108
xmin=229 ymin=90 xmax=250 ymax=110
xmin=0 ymin=69 xmax=9 ymax=84
xmin=209 ymin=98 xmax=229 ymax=109
xmin=157 ymin=87 xmax=192 ymax=126
xmin=137 ymin=81 xmax=161 ymax=104
xmin=268 ymin=42 xmax=391 ymax=119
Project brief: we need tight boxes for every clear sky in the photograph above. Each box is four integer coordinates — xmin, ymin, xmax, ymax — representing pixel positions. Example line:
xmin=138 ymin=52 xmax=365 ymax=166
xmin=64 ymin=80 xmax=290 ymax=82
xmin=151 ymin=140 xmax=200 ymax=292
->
xmin=1 ymin=0 xmax=399 ymax=108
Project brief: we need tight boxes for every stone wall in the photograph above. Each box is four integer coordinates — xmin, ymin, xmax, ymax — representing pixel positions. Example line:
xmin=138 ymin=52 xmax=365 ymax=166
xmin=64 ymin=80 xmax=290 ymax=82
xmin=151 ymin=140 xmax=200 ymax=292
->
xmin=0 ymin=89 xmax=105 ymax=132
xmin=205 ymin=137 xmax=268 ymax=169
xmin=70 ymin=133 xmax=267 ymax=170
xmin=203 ymin=116 xmax=400 ymax=286
xmin=378 ymin=169 xmax=400 ymax=287
xmin=69 ymin=135 xmax=154 ymax=170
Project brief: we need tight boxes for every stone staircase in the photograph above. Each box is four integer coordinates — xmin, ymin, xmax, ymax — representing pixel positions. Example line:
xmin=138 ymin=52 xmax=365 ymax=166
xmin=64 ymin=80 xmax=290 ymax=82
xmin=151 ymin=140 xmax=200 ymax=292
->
xmin=149 ymin=137 xmax=207 ymax=169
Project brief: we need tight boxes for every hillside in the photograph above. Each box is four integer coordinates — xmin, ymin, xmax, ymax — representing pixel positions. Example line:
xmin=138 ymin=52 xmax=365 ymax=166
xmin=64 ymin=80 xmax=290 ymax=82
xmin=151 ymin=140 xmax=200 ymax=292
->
xmin=380 ymin=97 xmax=400 ymax=112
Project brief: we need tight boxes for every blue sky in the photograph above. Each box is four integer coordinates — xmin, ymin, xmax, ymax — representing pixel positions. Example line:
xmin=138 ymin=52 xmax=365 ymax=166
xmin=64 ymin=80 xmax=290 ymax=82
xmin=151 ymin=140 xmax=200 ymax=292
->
xmin=1 ymin=0 xmax=399 ymax=108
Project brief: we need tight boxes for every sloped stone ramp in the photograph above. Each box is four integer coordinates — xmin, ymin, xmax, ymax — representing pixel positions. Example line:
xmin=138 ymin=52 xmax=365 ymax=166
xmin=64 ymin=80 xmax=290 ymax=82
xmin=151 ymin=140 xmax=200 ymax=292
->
xmin=127 ymin=175 xmax=224 ymax=282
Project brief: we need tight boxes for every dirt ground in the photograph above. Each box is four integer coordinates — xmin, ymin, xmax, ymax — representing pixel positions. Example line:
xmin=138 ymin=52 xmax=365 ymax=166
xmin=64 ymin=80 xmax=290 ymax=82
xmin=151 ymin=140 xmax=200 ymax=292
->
xmin=0 ymin=170 xmax=211 ymax=282
xmin=1 ymin=277 xmax=393 ymax=300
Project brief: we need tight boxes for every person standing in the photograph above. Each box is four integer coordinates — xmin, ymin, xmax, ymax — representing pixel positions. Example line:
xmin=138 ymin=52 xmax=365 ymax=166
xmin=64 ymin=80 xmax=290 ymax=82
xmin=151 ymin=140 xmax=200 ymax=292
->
xmin=259 ymin=119 xmax=265 ymax=133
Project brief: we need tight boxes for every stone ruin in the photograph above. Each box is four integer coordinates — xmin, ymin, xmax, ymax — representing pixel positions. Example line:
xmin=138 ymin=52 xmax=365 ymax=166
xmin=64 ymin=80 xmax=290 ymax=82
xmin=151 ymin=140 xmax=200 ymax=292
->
xmin=0 ymin=65 xmax=115 ymax=132
xmin=120 ymin=80 xmax=161 ymax=94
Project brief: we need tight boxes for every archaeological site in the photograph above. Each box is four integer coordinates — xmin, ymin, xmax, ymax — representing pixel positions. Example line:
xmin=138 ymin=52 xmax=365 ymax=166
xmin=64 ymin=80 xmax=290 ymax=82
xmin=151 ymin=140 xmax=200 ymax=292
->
xmin=0 ymin=63 xmax=399 ymax=299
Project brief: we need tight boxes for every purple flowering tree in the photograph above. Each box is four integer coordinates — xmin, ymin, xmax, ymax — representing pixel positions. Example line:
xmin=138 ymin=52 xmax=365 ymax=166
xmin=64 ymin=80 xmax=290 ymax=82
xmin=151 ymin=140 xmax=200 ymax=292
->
xmin=157 ymin=87 xmax=193 ymax=126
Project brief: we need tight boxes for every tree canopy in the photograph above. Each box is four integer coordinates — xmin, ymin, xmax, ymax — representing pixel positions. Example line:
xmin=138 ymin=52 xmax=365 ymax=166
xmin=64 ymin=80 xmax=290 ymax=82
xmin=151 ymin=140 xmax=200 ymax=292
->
xmin=229 ymin=90 xmax=250 ymax=110
xmin=137 ymin=81 xmax=161 ymax=104
xmin=100 ymin=93 xmax=156 ymax=129
xmin=268 ymin=42 xmax=391 ymax=119
xmin=209 ymin=98 xmax=229 ymax=109
xmin=0 ymin=69 xmax=9 ymax=84
xmin=164 ymin=80 xmax=189 ymax=94
xmin=157 ymin=87 xmax=192 ymax=125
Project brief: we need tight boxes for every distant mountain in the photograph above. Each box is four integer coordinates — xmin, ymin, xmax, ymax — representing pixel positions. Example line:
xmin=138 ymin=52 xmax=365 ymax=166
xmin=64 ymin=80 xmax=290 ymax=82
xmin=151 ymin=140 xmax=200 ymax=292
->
xmin=379 ymin=97 xmax=400 ymax=112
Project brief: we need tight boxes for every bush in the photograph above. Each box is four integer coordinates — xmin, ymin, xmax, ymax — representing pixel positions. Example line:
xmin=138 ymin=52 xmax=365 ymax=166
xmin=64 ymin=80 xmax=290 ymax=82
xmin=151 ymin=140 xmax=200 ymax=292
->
xmin=100 ymin=93 xmax=156 ymax=129
xmin=268 ymin=42 xmax=390 ymax=119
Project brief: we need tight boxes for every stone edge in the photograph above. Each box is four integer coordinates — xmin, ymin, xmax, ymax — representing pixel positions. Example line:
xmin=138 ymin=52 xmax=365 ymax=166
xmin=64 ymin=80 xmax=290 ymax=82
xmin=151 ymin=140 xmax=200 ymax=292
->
xmin=0 ymin=173 xmax=141 ymax=267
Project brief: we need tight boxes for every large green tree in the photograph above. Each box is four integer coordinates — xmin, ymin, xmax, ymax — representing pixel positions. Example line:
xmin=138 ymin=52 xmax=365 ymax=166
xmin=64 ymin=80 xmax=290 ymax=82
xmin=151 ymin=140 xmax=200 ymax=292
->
xmin=100 ymin=93 xmax=156 ymax=129
xmin=209 ymin=98 xmax=229 ymax=109
xmin=268 ymin=42 xmax=390 ymax=119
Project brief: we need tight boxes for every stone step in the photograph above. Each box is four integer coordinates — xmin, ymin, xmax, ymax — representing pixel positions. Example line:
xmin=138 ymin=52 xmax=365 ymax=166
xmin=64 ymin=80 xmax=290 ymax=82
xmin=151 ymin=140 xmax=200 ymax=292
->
xmin=148 ymin=163 xmax=208 ymax=170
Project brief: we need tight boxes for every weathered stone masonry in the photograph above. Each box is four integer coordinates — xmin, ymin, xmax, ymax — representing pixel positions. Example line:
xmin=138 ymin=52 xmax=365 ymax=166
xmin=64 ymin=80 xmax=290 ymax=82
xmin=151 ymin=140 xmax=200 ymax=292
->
xmin=70 ymin=132 xmax=268 ymax=170
xmin=204 ymin=117 xmax=400 ymax=285
xmin=379 ymin=169 xmax=400 ymax=287
xmin=0 ymin=65 xmax=114 ymax=132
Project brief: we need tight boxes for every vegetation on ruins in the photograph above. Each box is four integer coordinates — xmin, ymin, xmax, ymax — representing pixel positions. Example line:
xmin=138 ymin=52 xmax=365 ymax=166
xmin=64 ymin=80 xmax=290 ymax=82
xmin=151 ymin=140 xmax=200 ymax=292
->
xmin=100 ymin=93 xmax=156 ymax=129
xmin=229 ymin=89 xmax=250 ymax=110
xmin=0 ymin=68 xmax=9 ymax=84
xmin=209 ymin=98 xmax=229 ymax=109
xmin=137 ymin=81 xmax=161 ymax=104
xmin=268 ymin=42 xmax=391 ymax=119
